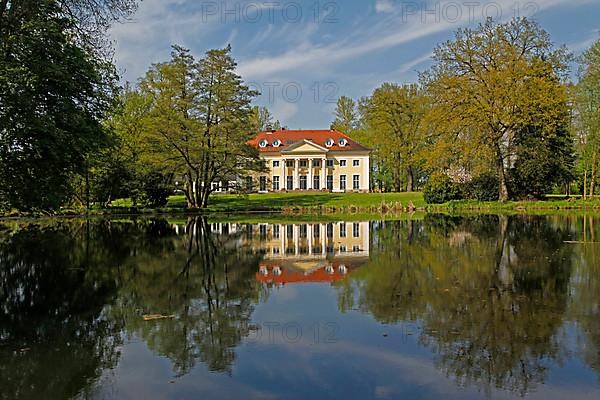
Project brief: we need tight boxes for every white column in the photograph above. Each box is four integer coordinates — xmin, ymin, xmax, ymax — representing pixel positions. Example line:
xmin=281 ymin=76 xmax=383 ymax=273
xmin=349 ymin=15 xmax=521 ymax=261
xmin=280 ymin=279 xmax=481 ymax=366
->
xmin=280 ymin=224 xmax=285 ymax=256
xmin=281 ymin=158 xmax=285 ymax=191
xmin=294 ymin=224 xmax=299 ymax=256
xmin=293 ymin=159 xmax=298 ymax=190
xmin=308 ymin=158 xmax=313 ymax=190
xmin=321 ymin=158 xmax=326 ymax=190
xmin=308 ymin=224 xmax=313 ymax=255
xmin=321 ymin=224 xmax=326 ymax=256
xmin=363 ymin=156 xmax=370 ymax=191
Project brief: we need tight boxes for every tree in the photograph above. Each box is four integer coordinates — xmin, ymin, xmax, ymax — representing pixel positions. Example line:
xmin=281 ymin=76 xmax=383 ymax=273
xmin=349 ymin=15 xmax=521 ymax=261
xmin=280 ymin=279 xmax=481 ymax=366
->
xmin=360 ymin=83 xmax=428 ymax=192
xmin=574 ymin=40 xmax=600 ymax=198
xmin=331 ymin=96 xmax=359 ymax=134
xmin=139 ymin=45 xmax=263 ymax=208
xmin=421 ymin=18 xmax=571 ymax=201
xmin=251 ymin=106 xmax=277 ymax=131
xmin=0 ymin=0 xmax=117 ymax=210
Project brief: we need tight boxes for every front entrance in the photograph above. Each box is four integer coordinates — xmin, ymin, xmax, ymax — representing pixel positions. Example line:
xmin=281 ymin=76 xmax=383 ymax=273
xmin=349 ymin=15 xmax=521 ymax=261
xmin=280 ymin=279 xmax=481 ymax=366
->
xmin=299 ymin=176 xmax=307 ymax=190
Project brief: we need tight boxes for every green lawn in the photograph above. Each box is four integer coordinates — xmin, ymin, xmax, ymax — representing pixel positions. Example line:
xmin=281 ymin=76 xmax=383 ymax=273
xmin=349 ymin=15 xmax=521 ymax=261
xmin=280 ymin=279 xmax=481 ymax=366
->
xmin=167 ymin=192 xmax=426 ymax=211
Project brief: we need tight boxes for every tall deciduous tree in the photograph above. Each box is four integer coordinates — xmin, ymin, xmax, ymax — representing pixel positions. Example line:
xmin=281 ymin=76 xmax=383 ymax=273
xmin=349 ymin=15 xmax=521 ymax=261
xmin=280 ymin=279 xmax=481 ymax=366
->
xmin=331 ymin=96 xmax=359 ymax=134
xmin=421 ymin=18 xmax=571 ymax=201
xmin=360 ymin=83 xmax=428 ymax=192
xmin=574 ymin=39 xmax=600 ymax=198
xmin=0 ymin=0 xmax=117 ymax=210
xmin=139 ymin=45 xmax=262 ymax=208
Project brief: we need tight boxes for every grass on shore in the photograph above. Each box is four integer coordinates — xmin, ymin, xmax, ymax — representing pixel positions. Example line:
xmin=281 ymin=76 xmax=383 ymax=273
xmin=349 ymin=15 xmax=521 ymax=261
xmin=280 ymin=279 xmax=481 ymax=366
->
xmin=108 ymin=191 xmax=600 ymax=214
xmin=167 ymin=192 xmax=426 ymax=211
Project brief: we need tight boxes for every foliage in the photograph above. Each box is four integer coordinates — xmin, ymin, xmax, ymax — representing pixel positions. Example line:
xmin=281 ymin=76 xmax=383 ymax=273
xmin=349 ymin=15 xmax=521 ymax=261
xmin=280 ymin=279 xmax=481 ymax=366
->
xmin=0 ymin=0 xmax=117 ymax=211
xmin=331 ymin=95 xmax=359 ymax=134
xmin=462 ymin=173 xmax=500 ymax=202
xmin=573 ymin=39 xmax=600 ymax=198
xmin=510 ymin=125 xmax=575 ymax=199
xmin=251 ymin=106 xmax=280 ymax=131
xmin=359 ymin=83 xmax=429 ymax=192
xmin=423 ymin=173 xmax=462 ymax=204
xmin=421 ymin=18 xmax=571 ymax=201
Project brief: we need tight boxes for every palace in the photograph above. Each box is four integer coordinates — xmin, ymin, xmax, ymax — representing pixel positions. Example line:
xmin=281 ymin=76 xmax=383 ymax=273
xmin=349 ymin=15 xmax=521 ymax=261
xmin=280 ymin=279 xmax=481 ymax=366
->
xmin=247 ymin=129 xmax=371 ymax=193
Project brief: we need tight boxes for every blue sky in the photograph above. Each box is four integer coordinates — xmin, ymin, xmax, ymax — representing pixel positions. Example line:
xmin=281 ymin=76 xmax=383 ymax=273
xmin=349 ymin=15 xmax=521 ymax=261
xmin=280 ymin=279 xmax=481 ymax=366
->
xmin=109 ymin=0 xmax=600 ymax=129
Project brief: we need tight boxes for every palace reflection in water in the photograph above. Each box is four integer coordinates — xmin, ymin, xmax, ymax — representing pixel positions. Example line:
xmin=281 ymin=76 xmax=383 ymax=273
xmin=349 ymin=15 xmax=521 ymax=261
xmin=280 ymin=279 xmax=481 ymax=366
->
xmin=1 ymin=215 xmax=600 ymax=400
xmin=189 ymin=222 xmax=370 ymax=285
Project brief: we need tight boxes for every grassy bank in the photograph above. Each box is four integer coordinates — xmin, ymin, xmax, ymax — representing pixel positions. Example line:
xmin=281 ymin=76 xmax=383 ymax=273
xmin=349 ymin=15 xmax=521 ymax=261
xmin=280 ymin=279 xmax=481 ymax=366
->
xmin=5 ymin=192 xmax=600 ymax=220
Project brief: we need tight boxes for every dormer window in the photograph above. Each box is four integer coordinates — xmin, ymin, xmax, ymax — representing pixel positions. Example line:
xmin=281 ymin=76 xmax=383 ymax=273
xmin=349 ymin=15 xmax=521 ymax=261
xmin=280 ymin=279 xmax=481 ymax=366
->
xmin=339 ymin=138 xmax=348 ymax=147
xmin=259 ymin=139 xmax=268 ymax=148
xmin=272 ymin=139 xmax=281 ymax=147
xmin=325 ymin=138 xmax=334 ymax=147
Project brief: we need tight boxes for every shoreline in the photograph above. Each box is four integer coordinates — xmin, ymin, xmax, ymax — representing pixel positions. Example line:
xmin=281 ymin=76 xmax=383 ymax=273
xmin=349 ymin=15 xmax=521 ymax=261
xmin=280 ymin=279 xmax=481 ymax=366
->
xmin=4 ymin=197 xmax=600 ymax=222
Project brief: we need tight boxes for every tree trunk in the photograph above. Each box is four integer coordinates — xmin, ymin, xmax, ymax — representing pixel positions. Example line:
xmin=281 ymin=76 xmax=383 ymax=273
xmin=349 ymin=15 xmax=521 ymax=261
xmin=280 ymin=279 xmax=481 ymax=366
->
xmin=496 ymin=150 xmax=509 ymax=202
xmin=584 ymin=169 xmax=588 ymax=200
xmin=406 ymin=166 xmax=414 ymax=192
xmin=590 ymin=151 xmax=597 ymax=199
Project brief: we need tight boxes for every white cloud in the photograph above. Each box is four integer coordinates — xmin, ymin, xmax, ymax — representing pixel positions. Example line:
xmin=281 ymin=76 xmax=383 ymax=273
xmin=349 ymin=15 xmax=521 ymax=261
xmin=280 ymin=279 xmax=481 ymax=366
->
xmin=375 ymin=0 xmax=394 ymax=14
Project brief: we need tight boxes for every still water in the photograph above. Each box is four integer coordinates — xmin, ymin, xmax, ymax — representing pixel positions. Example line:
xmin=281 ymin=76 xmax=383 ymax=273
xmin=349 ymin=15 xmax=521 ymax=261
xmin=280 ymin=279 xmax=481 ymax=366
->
xmin=1 ymin=215 xmax=600 ymax=399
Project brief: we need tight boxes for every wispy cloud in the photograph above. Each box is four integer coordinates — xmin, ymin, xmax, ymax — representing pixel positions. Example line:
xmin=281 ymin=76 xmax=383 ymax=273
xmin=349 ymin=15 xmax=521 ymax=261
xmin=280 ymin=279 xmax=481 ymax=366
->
xmin=237 ymin=0 xmax=585 ymax=79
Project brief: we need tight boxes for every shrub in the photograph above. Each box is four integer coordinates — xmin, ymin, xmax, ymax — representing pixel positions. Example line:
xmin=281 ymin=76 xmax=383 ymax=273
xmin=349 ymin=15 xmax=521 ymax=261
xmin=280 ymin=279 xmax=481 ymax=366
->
xmin=423 ymin=173 xmax=462 ymax=204
xmin=138 ymin=172 xmax=173 ymax=208
xmin=464 ymin=173 xmax=499 ymax=201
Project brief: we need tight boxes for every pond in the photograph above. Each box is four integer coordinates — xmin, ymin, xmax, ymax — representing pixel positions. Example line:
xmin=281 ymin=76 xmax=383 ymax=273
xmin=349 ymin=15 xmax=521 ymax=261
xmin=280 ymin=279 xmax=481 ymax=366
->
xmin=1 ymin=214 xmax=600 ymax=399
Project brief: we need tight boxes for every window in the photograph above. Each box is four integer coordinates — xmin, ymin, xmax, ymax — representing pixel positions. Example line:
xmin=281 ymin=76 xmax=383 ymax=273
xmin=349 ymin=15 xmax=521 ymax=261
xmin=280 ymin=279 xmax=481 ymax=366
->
xmin=340 ymin=160 xmax=347 ymax=167
xmin=353 ymin=223 xmax=360 ymax=238
xmin=339 ymin=138 xmax=348 ymax=147
xmin=273 ymin=224 xmax=280 ymax=239
xmin=326 ymin=223 xmax=334 ymax=238
xmin=259 ymin=139 xmax=268 ymax=148
xmin=339 ymin=223 xmax=346 ymax=238
xmin=353 ymin=160 xmax=360 ymax=167
xmin=273 ymin=247 xmax=280 ymax=255
xmin=260 ymin=225 xmax=267 ymax=240
xmin=286 ymin=160 xmax=294 ymax=167
xmin=327 ymin=175 xmax=334 ymax=190
xmin=259 ymin=176 xmax=267 ymax=192
xmin=313 ymin=175 xmax=320 ymax=190
xmin=246 ymin=176 xmax=253 ymax=191
xmin=313 ymin=224 xmax=320 ymax=237
xmin=312 ymin=159 xmax=321 ymax=167
xmin=353 ymin=175 xmax=360 ymax=190
xmin=287 ymin=176 xmax=293 ymax=190
xmin=287 ymin=224 xmax=294 ymax=239
xmin=273 ymin=160 xmax=280 ymax=167
xmin=273 ymin=176 xmax=280 ymax=191
xmin=339 ymin=245 xmax=347 ymax=253
xmin=325 ymin=138 xmax=334 ymax=147
xmin=299 ymin=160 xmax=308 ymax=168
xmin=326 ymin=159 xmax=334 ymax=168
xmin=340 ymin=175 xmax=347 ymax=191
xmin=273 ymin=139 xmax=282 ymax=147
xmin=299 ymin=224 xmax=308 ymax=238
xmin=353 ymin=245 xmax=361 ymax=253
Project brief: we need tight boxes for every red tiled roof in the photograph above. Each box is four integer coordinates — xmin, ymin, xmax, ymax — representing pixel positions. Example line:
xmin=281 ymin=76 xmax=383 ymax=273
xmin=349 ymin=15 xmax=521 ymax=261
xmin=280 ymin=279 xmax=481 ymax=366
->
xmin=255 ymin=261 xmax=354 ymax=284
xmin=247 ymin=129 xmax=370 ymax=153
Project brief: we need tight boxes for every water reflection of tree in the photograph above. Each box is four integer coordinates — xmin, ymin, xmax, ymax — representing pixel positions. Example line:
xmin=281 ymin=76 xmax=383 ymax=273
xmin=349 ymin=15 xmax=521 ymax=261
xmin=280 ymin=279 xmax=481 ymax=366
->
xmin=568 ymin=215 xmax=600 ymax=376
xmin=116 ymin=217 xmax=263 ymax=375
xmin=338 ymin=215 xmax=575 ymax=396
xmin=0 ymin=217 xmax=264 ymax=398
xmin=0 ymin=221 xmax=128 ymax=400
